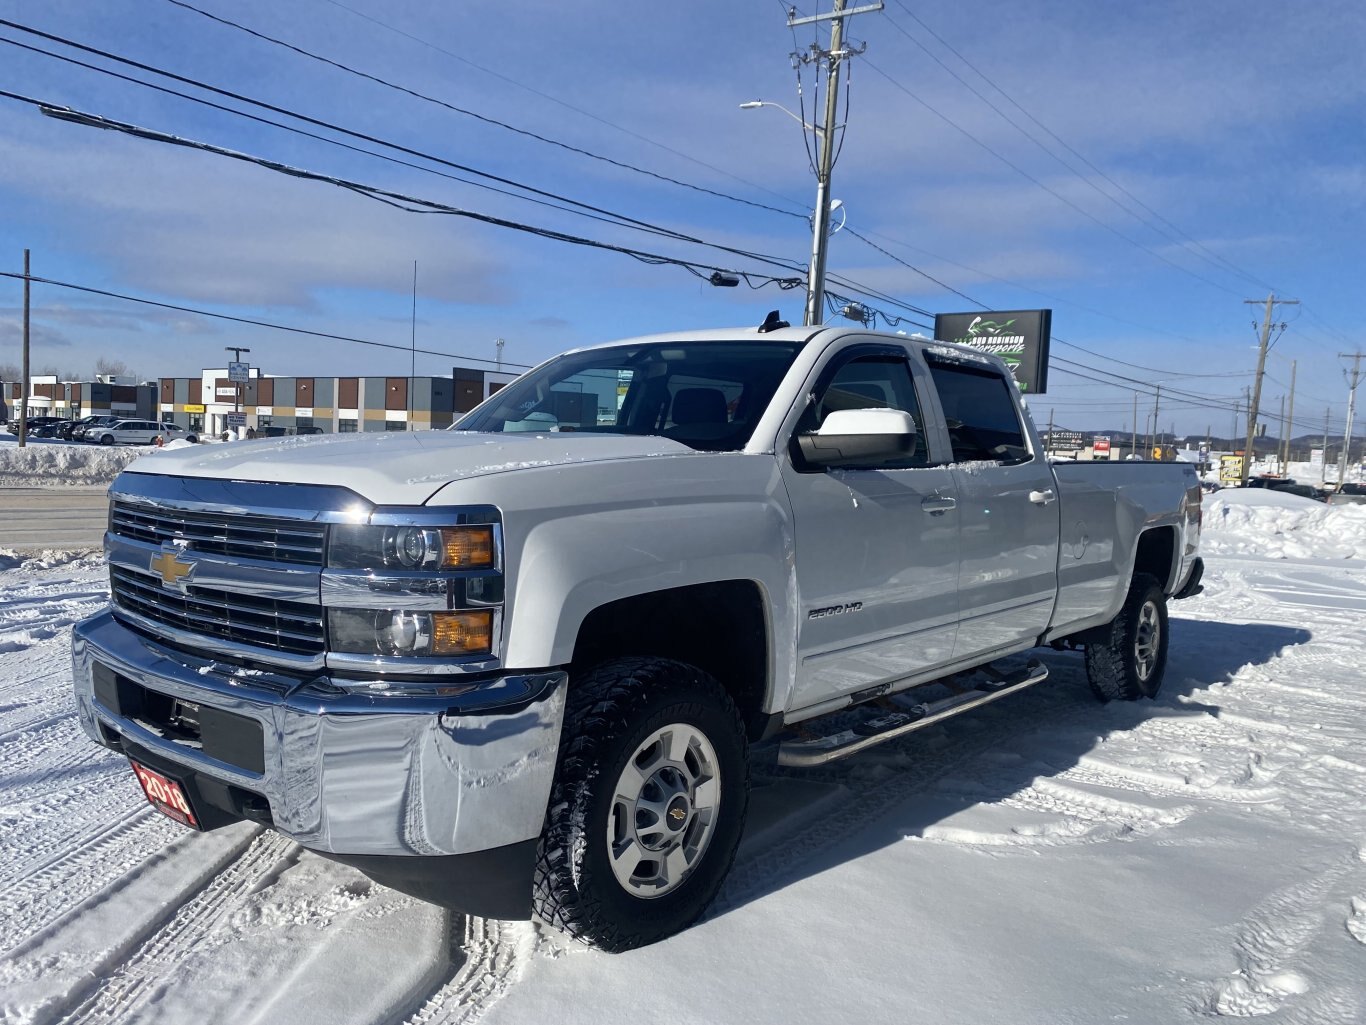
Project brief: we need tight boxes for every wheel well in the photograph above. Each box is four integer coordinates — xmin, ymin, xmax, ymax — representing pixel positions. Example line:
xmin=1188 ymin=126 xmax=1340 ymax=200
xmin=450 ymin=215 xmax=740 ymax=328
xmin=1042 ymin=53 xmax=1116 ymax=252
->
xmin=1133 ymin=528 xmax=1176 ymax=592
xmin=572 ymin=580 xmax=771 ymax=741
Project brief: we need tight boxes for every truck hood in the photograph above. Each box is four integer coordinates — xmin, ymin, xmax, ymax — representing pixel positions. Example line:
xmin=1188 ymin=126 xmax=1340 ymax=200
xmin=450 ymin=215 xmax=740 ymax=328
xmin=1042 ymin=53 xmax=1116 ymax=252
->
xmin=122 ymin=431 xmax=696 ymax=505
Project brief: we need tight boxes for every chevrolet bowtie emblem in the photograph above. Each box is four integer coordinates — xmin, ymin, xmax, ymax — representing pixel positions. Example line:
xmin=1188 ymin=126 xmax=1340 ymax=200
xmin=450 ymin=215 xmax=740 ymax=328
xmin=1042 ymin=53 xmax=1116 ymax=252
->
xmin=150 ymin=548 xmax=196 ymax=591
xmin=669 ymin=808 xmax=686 ymax=823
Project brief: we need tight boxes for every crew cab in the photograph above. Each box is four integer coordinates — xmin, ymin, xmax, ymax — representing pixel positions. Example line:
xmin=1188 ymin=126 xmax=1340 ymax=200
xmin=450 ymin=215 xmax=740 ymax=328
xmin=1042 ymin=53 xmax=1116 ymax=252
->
xmin=71 ymin=324 xmax=1203 ymax=951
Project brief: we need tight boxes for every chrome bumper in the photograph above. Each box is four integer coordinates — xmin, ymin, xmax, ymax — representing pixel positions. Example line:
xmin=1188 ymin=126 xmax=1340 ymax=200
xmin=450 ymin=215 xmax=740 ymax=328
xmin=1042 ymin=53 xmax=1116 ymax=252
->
xmin=72 ymin=610 xmax=566 ymax=857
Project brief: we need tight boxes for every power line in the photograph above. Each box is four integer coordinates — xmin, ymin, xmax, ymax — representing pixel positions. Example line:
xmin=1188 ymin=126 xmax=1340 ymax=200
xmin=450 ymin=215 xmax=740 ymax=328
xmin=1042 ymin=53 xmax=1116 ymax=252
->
xmin=159 ymin=0 xmax=807 ymax=222
xmin=0 ymin=88 xmax=809 ymax=293
xmin=0 ymin=269 xmax=537 ymax=368
xmin=317 ymin=0 xmax=809 ymax=213
xmin=0 ymin=20 xmax=802 ymax=267
xmin=880 ymin=1 xmax=1282 ymax=297
xmin=861 ymin=58 xmax=1246 ymax=298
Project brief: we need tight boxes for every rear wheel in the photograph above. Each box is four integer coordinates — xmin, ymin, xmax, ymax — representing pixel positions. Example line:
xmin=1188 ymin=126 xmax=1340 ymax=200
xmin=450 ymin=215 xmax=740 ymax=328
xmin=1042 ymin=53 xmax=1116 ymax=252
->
xmin=533 ymin=657 xmax=749 ymax=952
xmin=1085 ymin=573 xmax=1168 ymax=701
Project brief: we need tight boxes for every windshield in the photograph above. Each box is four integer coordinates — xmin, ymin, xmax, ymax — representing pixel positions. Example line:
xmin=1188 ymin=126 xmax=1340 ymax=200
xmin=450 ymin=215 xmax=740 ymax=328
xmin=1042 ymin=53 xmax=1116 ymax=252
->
xmin=454 ymin=340 xmax=804 ymax=452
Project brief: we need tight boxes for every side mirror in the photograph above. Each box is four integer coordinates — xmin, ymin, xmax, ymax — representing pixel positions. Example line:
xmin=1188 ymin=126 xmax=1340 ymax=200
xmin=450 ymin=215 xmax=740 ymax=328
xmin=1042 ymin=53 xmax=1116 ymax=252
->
xmin=796 ymin=408 xmax=918 ymax=470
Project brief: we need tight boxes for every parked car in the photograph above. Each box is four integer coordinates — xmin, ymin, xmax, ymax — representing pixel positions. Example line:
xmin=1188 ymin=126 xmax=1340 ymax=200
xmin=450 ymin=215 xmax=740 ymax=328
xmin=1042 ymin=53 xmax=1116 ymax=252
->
xmin=72 ymin=416 xmax=121 ymax=441
xmin=74 ymin=324 xmax=1205 ymax=951
xmin=89 ymin=420 xmax=198 ymax=446
xmin=5 ymin=415 xmax=68 ymax=435
xmin=62 ymin=415 xmax=109 ymax=440
xmin=29 ymin=419 xmax=74 ymax=439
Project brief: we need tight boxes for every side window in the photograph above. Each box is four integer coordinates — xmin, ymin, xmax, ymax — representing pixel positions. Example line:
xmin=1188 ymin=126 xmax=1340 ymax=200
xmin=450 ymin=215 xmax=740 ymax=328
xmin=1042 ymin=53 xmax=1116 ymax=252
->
xmin=926 ymin=358 xmax=1031 ymax=465
xmin=798 ymin=353 xmax=929 ymax=468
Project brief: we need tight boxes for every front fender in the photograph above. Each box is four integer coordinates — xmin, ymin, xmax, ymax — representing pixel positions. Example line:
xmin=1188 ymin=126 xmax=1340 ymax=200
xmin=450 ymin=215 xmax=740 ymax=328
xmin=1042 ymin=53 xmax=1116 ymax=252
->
xmin=427 ymin=453 xmax=799 ymax=714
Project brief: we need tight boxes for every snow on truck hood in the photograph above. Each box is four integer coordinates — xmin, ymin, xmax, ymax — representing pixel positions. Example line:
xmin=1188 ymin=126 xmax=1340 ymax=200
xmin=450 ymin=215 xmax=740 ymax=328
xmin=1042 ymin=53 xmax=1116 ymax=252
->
xmin=121 ymin=430 xmax=694 ymax=505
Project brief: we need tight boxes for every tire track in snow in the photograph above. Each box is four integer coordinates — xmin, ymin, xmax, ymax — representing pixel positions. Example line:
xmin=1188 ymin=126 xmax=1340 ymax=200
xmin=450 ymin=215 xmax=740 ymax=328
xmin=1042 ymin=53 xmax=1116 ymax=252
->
xmin=55 ymin=829 xmax=295 ymax=1025
xmin=0 ymin=776 xmax=159 ymax=892
xmin=400 ymin=916 xmax=541 ymax=1025
xmin=1200 ymin=848 xmax=1366 ymax=1024
xmin=0 ymin=811 xmax=179 ymax=956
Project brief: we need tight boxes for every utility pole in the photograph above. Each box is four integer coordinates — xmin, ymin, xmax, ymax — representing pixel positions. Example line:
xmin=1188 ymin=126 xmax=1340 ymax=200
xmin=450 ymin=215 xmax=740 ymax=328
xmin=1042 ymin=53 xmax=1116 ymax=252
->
xmin=1281 ymin=358 xmax=1296 ymax=469
xmin=495 ymin=338 xmax=505 ymax=372
xmin=1131 ymin=392 xmax=1138 ymax=458
xmin=1321 ymin=407 xmax=1330 ymax=486
xmin=1149 ymin=385 xmax=1160 ymax=458
xmin=1339 ymin=352 xmax=1364 ymax=490
xmin=1277 ymin=394 xmax=1285 ymax=473
xmin=1241 ymin=293 xmax=1298 ymax=484
xmin=788 ymin=1 xmax=881 ymax=326
xmin=18 ymin=249 xmax=30 ymax=448
xmin=410 ymin=260 xmax=417 ymax=431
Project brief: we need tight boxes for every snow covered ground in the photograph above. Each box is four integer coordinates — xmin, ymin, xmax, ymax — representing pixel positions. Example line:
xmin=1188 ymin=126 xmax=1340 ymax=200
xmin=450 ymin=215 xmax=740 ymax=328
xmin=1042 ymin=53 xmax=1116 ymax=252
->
xmin=3 ymin=492 xmax=1366 ymax=1024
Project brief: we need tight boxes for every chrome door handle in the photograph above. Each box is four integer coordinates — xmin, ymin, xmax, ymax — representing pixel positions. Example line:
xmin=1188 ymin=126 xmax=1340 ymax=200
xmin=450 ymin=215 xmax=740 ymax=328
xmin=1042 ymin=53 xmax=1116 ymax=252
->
xmin=1029 ymin=488 xmax=1056 ymax=505
xmin=921 ymin=495 xmax=957 ymax=514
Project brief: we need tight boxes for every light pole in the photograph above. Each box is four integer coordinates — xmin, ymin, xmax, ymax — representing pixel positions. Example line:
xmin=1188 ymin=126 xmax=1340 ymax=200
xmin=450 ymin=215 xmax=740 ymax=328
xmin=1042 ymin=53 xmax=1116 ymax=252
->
xmin=226 ymin=346 xmax=250 ymax=435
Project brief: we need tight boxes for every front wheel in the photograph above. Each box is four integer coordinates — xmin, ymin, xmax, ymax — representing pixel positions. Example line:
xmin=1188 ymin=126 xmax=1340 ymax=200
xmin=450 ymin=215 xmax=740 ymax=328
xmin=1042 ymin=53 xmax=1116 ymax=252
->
xmin=1085 ymin=573 xmax=1169 ymax=701
xmin=97 ymin=434 xmax=114 ymax=446
xmin=533 ymin=657 xmax=749 ymax=952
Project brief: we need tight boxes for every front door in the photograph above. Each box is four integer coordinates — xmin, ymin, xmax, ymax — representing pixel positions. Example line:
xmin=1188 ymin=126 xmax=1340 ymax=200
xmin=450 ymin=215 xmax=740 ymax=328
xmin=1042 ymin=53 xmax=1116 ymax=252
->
xmin=779 ymin=343 xmax=961 ymax=712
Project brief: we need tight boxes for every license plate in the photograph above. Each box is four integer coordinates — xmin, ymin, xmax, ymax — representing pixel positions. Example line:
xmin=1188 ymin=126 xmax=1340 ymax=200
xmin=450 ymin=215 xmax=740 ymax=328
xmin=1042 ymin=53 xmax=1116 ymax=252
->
xmin=129 ymin=759 xmax=200 ymax=829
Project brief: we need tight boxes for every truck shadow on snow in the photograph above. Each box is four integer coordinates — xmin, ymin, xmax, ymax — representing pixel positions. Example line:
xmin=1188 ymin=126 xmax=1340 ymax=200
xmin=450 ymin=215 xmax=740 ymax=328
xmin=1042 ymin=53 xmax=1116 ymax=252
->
xmin=713 ymin=618 xmax=1312 ymax=919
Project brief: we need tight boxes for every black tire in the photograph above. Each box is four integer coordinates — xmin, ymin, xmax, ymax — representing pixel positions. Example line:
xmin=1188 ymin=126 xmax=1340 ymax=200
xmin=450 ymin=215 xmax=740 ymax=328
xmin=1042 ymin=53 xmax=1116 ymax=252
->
xmin=98 ymin=434 xmax=114 ymax=446
xmin=1085 ymin=573 xmax=1169 ymax=702
xmin=533 ymin=657 xmax=750 ymax=952
xmin=185 ymin=434 xmax=197 ymax=444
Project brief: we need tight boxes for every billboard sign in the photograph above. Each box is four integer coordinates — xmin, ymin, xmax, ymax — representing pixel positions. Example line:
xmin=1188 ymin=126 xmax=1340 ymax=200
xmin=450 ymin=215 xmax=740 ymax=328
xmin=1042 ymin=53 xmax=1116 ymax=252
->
xmin=1093 ymin=436 xmax=1111 ymax=455
xmin=225 ymin=412 xmax=246 ymax=427
xmin=228 ymin=361 xmax=250 ymax=383
xmin=933 ymin=309 xmax=1052 ymax=393
xmin=1309 ymin=448 xmax=1324 ymax=469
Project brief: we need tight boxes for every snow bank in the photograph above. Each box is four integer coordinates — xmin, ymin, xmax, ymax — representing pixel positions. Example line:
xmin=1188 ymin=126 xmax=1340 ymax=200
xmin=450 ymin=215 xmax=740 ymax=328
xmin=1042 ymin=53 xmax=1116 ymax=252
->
xmin=0 ymin=442 xmax=142 ymax=486
xmin=0 ymin=438 xmax=210 ymax=486
xmin=1203 ymin=489 xmax=1366 ymax=559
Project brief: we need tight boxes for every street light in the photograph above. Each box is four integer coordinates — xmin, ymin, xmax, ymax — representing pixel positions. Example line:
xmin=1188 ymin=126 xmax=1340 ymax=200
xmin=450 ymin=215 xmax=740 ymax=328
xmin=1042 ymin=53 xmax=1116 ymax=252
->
xmin=737 ymin=100 xmax=833 ymax=137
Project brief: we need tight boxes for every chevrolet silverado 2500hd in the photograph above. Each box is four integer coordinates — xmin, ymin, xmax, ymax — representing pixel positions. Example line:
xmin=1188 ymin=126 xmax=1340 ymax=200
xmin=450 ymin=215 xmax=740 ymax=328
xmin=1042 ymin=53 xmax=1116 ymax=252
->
xmin=72 ymin=325 xmax=1203 ymax=951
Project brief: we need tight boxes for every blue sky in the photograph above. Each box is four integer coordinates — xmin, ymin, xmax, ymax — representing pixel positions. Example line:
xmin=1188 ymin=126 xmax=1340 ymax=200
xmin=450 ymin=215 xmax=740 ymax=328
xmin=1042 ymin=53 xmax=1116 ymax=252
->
xmin=0 ymin=0 xmax=1362 ymax=439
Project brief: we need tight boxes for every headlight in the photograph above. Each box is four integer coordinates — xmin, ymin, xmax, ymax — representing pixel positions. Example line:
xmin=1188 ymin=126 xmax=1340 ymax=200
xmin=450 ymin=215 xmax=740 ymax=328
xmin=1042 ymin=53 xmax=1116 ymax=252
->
xmin=328 ymin=524 xmax=495 ymax=571
xmin=329 ymin=608 xmax=494 ymax=657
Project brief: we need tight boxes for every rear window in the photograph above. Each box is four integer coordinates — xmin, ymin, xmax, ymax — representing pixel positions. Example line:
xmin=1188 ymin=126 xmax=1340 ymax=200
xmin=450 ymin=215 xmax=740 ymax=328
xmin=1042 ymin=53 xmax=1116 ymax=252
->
xmin=925 ymin=356 xmax=1031 ymax=465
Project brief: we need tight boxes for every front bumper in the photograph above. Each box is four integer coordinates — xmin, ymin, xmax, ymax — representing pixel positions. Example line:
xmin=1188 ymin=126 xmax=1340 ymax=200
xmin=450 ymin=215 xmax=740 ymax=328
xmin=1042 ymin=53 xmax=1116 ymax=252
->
xmin=72 ymin=610 xmax=566 ymax=858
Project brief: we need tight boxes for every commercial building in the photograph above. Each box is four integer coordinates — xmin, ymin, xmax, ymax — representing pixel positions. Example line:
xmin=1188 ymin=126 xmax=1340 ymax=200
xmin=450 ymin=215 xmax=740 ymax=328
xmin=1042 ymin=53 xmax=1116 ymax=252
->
xmin=3 ymin=375 xmax=158 ymax=422
xmin=157 ymin=364 xmax=519 ymax=437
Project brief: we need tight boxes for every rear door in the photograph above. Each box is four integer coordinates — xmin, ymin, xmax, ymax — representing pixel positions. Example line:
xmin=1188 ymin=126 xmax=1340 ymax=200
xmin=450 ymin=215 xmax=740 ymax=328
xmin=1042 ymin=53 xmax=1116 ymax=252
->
xmin=922 ymin=350 xmax=1060 ymax=662
xmin=779 ymin=341 xmax=961 ymax=711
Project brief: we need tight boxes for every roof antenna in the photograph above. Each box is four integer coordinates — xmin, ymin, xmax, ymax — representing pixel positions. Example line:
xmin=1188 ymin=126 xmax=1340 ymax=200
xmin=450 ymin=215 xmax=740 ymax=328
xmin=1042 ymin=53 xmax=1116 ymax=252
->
xmin=758 ymin=310 xmax=790 ymax=333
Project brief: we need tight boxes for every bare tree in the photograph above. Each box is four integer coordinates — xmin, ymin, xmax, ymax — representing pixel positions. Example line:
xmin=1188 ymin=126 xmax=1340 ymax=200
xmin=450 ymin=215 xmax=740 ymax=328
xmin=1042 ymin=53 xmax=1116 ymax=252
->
xmin=95 ymin=357 xmax=130 ymax=379
xmin=0 ymin=362 xmax=19 ymax=382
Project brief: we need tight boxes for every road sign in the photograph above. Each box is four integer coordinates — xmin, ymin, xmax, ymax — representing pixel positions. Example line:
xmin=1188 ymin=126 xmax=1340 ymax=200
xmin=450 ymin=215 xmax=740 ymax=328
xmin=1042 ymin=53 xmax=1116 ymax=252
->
xmin=1220 ymin=453 xmax=1243 ymax=484
xmin=1093 ymin=436 xmax=1111 ymax=455
xmin=228 ymin=362 xmax=250 ymax=383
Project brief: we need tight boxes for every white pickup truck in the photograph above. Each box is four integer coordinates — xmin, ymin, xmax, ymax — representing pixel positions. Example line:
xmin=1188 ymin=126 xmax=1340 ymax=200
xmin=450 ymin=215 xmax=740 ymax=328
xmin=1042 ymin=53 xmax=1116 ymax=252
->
xmin=72 ymin=324 xmax=1203 ymax=951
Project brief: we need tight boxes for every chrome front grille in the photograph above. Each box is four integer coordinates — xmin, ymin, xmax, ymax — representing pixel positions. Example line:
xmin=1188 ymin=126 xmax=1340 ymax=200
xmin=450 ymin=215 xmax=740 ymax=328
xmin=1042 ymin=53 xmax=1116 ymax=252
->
xmin=110 ymin=501 xmax=327 ymax=566
xmin=110 ymin=566 xmax=325 ymax=656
